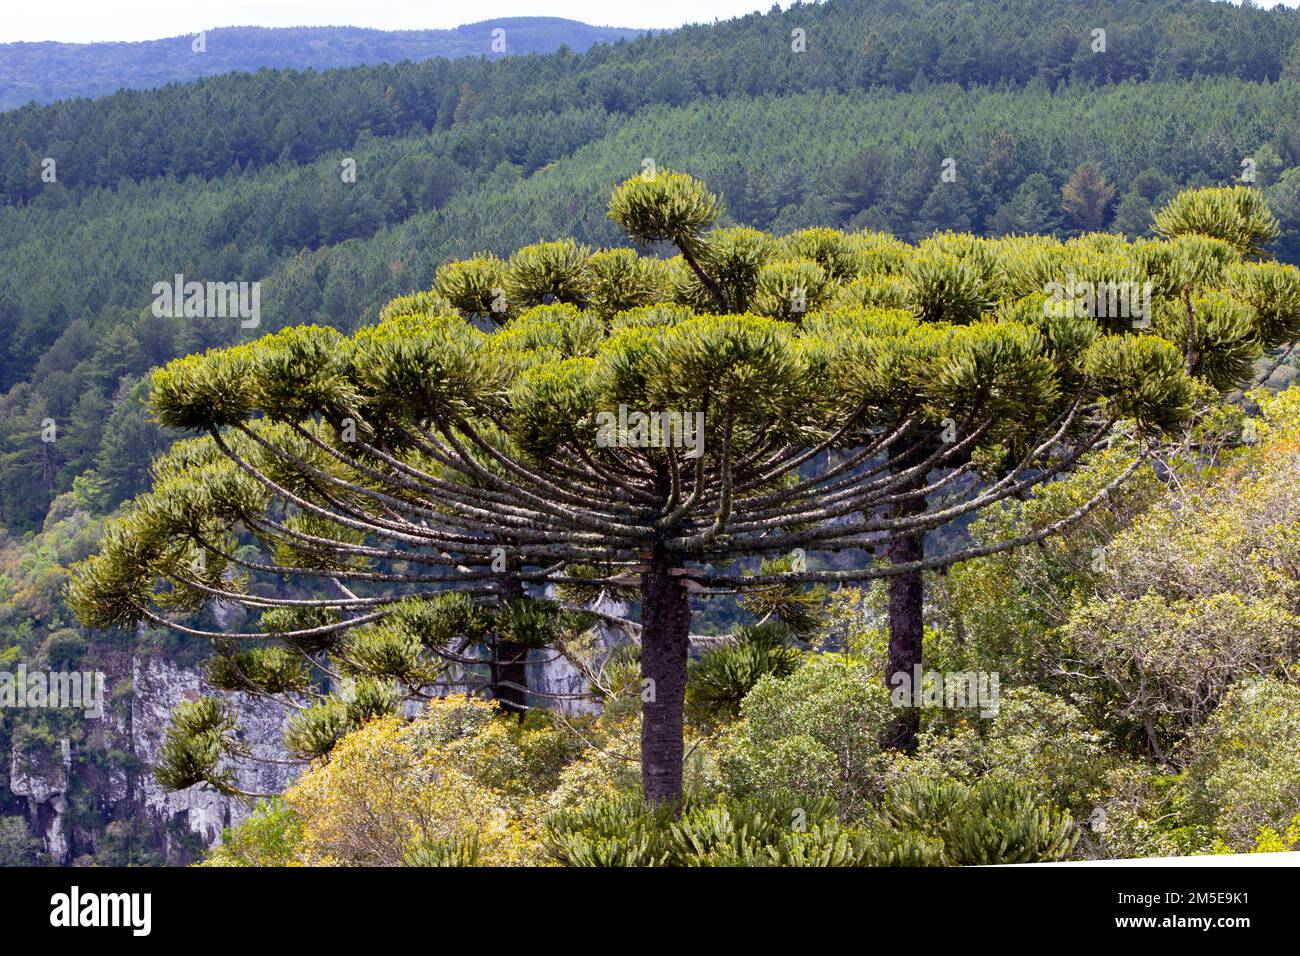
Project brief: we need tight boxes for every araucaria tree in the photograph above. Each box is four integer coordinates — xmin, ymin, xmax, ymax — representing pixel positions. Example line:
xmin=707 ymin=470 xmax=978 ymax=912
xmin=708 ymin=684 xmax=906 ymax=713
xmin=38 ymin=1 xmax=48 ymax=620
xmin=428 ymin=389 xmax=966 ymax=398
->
xmin=71 ymin=174 xmax=1300 ymax=808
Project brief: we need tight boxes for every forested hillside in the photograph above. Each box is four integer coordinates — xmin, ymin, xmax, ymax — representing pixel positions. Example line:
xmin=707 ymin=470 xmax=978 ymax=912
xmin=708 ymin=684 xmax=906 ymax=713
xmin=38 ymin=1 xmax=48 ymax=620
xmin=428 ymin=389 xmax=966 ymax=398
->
xmin=8 ymin=0 xmax=1300 ymax=203
xmin=0 ymin=20 xmax=654 ymax=110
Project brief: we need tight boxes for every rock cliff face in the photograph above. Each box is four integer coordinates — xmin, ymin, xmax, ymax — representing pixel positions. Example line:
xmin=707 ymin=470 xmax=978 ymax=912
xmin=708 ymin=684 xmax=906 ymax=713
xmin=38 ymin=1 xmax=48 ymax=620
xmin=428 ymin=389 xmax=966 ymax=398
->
xmin=127 ymin=656 xmax=301 ymax=853
xmin=6 ymin=613 xmax=615 ymax=865
xmin=9 ymin=740 xmax=73 ymax=862
xmin=7 ymin=654 xmax=299 ymax=865
xmin=528 ymin=593 xmax=630 ymax=715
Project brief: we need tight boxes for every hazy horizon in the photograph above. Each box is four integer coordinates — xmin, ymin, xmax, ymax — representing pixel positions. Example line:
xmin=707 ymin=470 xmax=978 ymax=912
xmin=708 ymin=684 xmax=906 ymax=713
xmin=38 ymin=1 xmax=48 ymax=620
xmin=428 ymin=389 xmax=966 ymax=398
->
xmin=0 ymin=1 xmax=792 ymax=44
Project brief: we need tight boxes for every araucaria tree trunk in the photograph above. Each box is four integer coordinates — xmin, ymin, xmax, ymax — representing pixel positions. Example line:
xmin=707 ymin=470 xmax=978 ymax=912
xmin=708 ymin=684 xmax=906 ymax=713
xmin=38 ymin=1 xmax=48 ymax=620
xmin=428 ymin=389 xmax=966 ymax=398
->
xmin=886 ymin=535 xmax=925 ymax=751
xmin=491 ymin=635 xmax=530 ymax=718
xmin=639 ymin=548 xmax=691 ymax=808
xmin=491 ymin=573 xmax=529 ymax=718
xmin=885 ymin=443 xmax=927 ymax=752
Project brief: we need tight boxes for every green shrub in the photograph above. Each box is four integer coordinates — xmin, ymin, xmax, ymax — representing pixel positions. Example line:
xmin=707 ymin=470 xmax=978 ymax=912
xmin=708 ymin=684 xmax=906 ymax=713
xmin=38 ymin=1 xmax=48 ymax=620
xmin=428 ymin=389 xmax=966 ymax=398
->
xmin=402 ymin=834 xmax=482 ymax=867
xmin=686 ymin=622 xmax=801 ymax=721
xmin=908 ymin=688 xmax=1114 ymax=818
xmin=722 ymin=653 xmax=894 ymax=818
xmin=0 ymin=815 xmax=44 ymax=866
xmin=543 ymin=796 xmax=675 ymax=866
xmin=201 ymin=800 xmax=304 ymax=867
xmin=878 ymin=778 xmax=1079 ymax=865
xmin=543 ymin=794 xmax=943 ymax=867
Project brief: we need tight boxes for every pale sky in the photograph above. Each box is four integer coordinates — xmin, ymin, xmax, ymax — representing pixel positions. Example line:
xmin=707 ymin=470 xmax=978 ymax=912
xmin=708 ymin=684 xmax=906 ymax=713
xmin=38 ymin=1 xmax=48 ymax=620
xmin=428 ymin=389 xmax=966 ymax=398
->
xmin=0 ymin=0 xmax=794 ymax=43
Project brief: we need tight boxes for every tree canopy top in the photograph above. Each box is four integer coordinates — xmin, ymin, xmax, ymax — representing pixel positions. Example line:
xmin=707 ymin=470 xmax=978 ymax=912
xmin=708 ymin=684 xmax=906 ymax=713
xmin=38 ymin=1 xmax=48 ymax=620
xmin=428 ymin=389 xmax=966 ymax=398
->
xmin=72 ymin=172 xmax=1300 ymax=631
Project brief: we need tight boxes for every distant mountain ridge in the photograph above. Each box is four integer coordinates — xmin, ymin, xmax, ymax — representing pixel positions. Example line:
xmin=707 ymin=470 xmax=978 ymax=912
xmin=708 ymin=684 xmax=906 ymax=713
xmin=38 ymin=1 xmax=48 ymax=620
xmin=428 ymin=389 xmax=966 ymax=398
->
xmin=0 ymin=19 xmax=654 ymax=109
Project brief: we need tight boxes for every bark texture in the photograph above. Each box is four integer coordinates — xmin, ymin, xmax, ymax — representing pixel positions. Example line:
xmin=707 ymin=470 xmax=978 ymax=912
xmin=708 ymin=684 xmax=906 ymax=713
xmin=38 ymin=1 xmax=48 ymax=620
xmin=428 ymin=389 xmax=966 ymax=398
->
xmin=885 ymin=444 xmax=927 ymax=752
xmin=491 ymin=573 xmax=529 ymax=719
xmin=639 ymin=550 xmax=691 ymax=807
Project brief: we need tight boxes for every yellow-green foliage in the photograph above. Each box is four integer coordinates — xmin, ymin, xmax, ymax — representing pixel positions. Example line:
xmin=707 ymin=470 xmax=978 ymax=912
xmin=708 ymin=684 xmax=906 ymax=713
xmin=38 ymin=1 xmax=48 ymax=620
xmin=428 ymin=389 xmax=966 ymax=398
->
xmin=281 ymin=696 xmax=570 ymax=866
xmin=1239 ymin=813 xmax=1300 ymax=854
xmin=1064 ymin=391 xmax=1300 ymax=752
xmin=378 ymin=289 xmax=455 ymax=323
xmin=607 ymin=168 xmax=721 ymax=256
xmin=434 ymin=254 xmax=509 ymax=320
xmin=586 ymin=248 xmax=674 ymax=319
xmin=1180 ymin=680 xmax=1300 ymax=852
xmin=1154 ymin=186 xmax=1281 ymax=258
xmin=547 ymin=721 xmax=726 ymax=812
xmin=506 ymin=239 xmax=593 ymax=309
